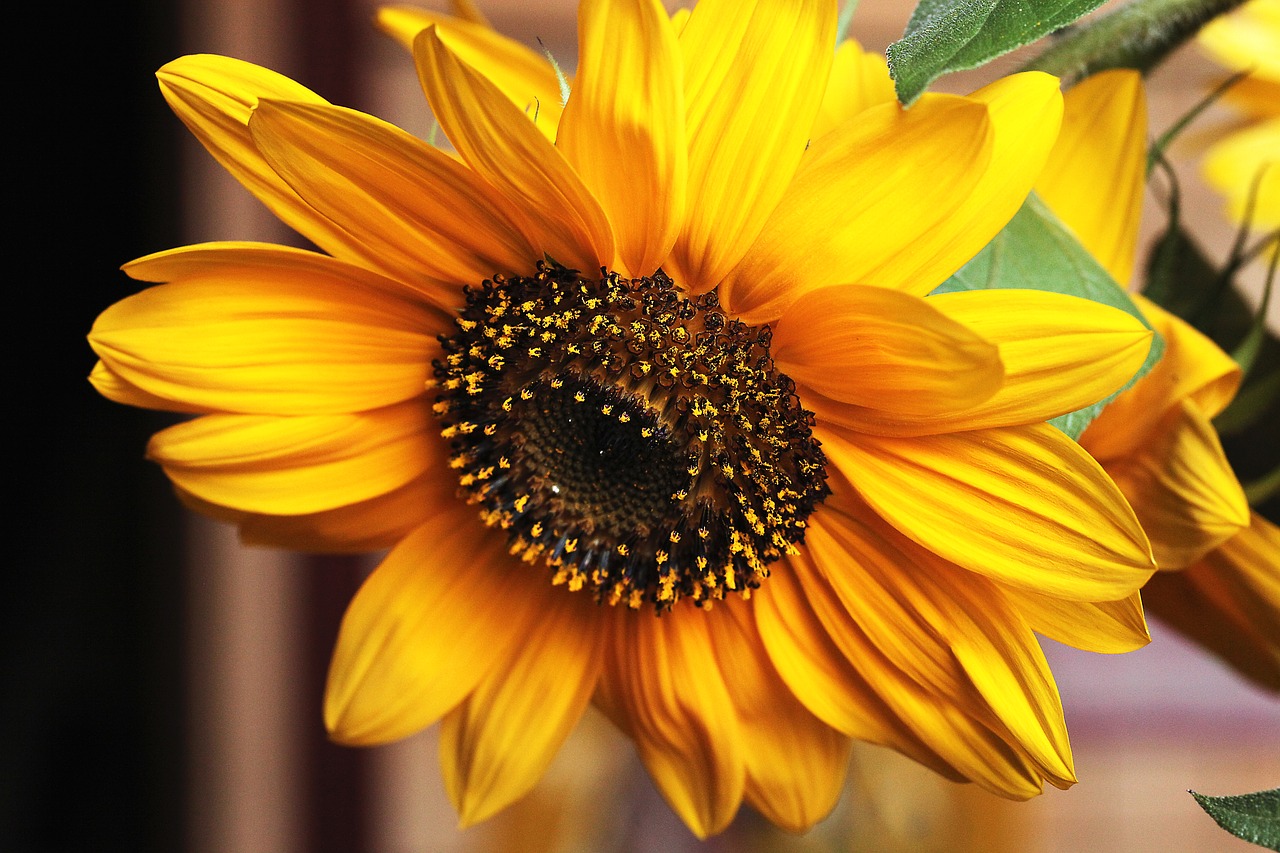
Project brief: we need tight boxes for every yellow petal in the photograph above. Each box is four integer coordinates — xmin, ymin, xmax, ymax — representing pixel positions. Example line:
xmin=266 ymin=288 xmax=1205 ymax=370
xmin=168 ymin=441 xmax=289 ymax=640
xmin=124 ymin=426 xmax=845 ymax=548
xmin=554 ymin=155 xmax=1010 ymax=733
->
xmin=1002 ymin=589 xmax=1150 ymax=654
xmin=1037 ymin=70 xmax=1147 ymax=286
xmin=706 ymin=600 xmax=851 ymax=832
xmin=324 ymin=506 xmax=547 ymax=745
xmin=671 ymin=0 xmax=836 ymax=292
xmin=377 ymin=5 xmax=563 ymax=138
xmin=1198 ymin=0 xmax=1280 ymax=82
xmin=248 ymin=99 xmax=535 ymax=290
xmin=147 ymin=401 xmax=438 ymax=515
xmin=811 ymin=288 xmax=1154 ymax=437
xmin=808 ymin=506 xmax=1075 ymax=787
xmin=440 ymin=587 xmax=604 ymax=826
xmin=89 ymin=360 xmax=204 ymax=414
xmin=818 ymin=422 xmax=1156 ymax=601
xmin=812 ymin=39 xmax=897 ymax=138
xmin=722 ymin=95 xmax=993 ymax=322
xmin=413 ymin=26 xmax=614 ymax=271
xmin=175 ymin=474 xmax=453 ymax=554
xmin=1082 ymin=295 xmax=1241 ymax=460
xmin=781 ymin=545 xmax=1046 ymax=799
xmin=1102 ymin=400 xmax=1250 ymax=569
xmin=92 ymin=244 xmax=439 ymax=415
xmin=557 ymin=0 xmax=685 ymax=276
xmin=1203 ymin=118 xmax=1280 ymax=230
xmin=773 ymin=284 xmax=1002 ymax=417
xmin=596 ymin=604 xmax=746 ymax=838
xmin=156 ymin=55 xmax=369 ymax=262
xmin=753 ymin=557 xmax=970 ymax=783
xmin=1143 ymin=513 xmax=1280 ymax=691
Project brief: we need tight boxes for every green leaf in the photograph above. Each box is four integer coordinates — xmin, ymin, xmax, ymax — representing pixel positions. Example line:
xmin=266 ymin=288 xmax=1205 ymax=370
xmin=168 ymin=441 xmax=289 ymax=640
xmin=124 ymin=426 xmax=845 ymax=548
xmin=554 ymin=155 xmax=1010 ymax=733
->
xmin=886 ymin=0 xmax=1107 ymax=105
xmin=931 ymin=193 xmax=1164 ymax=440
xmin=1190 ymin=788 xmax=1280 ymax=850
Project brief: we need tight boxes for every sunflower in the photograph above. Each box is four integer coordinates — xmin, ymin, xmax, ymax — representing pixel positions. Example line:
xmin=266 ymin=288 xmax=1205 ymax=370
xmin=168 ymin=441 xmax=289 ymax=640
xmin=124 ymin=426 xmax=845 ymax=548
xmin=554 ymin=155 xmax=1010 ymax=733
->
xmin=90 ymin=0 xmax=1159 ymax=836
xmin=1035 ymin=67 xmax=1280 ymax=689
xmin=1196 ymin=0 xmax=1280 ymax=232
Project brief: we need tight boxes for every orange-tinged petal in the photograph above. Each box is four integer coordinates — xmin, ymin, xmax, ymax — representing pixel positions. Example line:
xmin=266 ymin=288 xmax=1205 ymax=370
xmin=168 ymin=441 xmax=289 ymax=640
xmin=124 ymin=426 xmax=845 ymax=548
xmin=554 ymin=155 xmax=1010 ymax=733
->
xmin=557 ymin=0 xmax=685 ymax=276
xmin=413 ymin=26 xmax=614 ymax=272
xmin=1002 ymin=589 xmax=1150 ymax=654
xmin=1037 ymin=70 xmax=1147 ymax=286
xmin=440 ymin=585 xmax=604 ymax=826
xmin=147 ymin=401 xmax=437 ymax=515
xmin=753 ymin=557 xmax=970 ymax=783
xmin=248 ymin=99 xmax=535 ymax=292
xmin=89 ymin=360 xmax=204 ymax=414
xmin=93 ymin=244 xmax=440 ymax=416
xmin=782 ymin=545 xmax=1045 ymax=799
xmin=324 ymin=506 xmax=548 ymax=745
xmin=773 ymin=284 xmax=1002 ymax=417
xmin=174 ymin=473 xmax=453 ymax=554
xmin=596 ymin=603 xmax=746 ymax=838
xmin=809 ymin=288 xmax=1153 ymax=437
xmin=722 ymin=96 xmax=993 ymax=322
xmin=808 ymin=506 xmax=1074 ymax=787
xmin=706 ymin=600 xmax=851 ymax=832
xmin=671 ymin=0 xmax=836 ymax=292
xmin=812 ymin=39 xmax=897 ymax=138
xmin=156 ymin=55 xmax=370 ymax=263
xmin=1082 ymin=295 xmax=1241 ymax=460
xmin=1101 ymin=400 xmax=1250 ymax=569
xmin=1143 ymin=513 xmax=1280 ymax=690
xmin=819 ymin=422 xmax=1156 ymax=601
xmin=377 ymin=5 xmax=564 ymax=138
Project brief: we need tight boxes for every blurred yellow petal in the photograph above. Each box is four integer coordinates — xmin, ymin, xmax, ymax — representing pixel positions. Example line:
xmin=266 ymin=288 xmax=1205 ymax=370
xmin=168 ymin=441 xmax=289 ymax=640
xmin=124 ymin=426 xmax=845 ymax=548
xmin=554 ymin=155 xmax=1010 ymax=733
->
xmin=810 ymin=288 xmax=1153 ymax=437
xmin=1037 ymin=69 xmax=1147 ymax=286
xmin=441 ymin=587 xmax=604 ymax=826
xmin=820 ymin=422 xmax=1155 ymax=601
xmin=1143 ymin=513 xmax=1280 ymax=691
xmin=92 ymin=244 xmax=439 ymax=415
xmin=772 ymin=284 xmax=1002 ymax=417
xmin=1203 ymin=117 xmax=1280 ymax=230
xmin=1002 ymin=589 xmax=1150 ymax=654
xmin=671 ymin=0 xmax=835 ymax=292
xmin=558 ymin=0 xmax=685 ymax=276
xmin=377 ymin=5 xmax=563 ymax=138
xmin=597 ymin=605 xmax=746 ymax=839
xmin=813 ymin=39 xmax=897 ymax=138
xmin=722 ymin=95 xmax=993 ymax=322
xmin=1102 ymin=400 xmax=1250 ymax=569
xmin=325 ymin=507 xmax=551 ymax=745
xmin=89 ymin=360 xmax=205 ymax=414
xmin=1198 ymin=0 xmax=1280 ymax=82
xmin=147 ymin=401 xmax=438 ymax=515
xmin=413 ymin=26 xmax=614 ymax=271
xmin=248 ymin=99 xmax=535 ymax=290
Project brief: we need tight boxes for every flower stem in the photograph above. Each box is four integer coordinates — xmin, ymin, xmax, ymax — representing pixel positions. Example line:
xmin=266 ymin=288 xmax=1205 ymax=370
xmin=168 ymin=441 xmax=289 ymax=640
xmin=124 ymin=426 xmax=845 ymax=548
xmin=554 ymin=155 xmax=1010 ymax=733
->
xmin=1021 ymin=0 xmax=1247 ymax=86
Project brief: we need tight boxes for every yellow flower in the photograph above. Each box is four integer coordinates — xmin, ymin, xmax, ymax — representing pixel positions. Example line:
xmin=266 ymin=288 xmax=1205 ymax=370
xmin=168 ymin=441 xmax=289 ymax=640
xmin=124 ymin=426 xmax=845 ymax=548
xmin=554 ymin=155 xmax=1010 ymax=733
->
xmin=1037 ymin=68 xmax=1280 ymax=689
xmin=90 ymin=0 xmax=1158 ymax=836
xmin=1197 ymin=0 xmax=1280 ymax=231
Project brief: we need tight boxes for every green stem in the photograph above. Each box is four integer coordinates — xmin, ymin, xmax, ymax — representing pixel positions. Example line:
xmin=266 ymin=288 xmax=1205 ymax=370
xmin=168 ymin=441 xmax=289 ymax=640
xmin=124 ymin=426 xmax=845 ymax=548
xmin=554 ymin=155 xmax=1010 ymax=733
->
xmin=1022 ymin=0 xmax=1247 ymax=86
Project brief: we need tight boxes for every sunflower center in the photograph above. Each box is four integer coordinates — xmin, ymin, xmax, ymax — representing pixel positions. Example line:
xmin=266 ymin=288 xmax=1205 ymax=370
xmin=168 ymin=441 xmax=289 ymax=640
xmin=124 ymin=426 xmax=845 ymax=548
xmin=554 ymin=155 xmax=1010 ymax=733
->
xmin=431 ymin=263 xmax=828 ymax=611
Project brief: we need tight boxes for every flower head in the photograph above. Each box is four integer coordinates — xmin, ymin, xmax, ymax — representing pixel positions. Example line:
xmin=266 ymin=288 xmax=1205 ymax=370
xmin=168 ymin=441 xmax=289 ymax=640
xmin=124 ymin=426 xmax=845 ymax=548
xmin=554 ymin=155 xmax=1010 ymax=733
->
xmin=1038 ymin=67 xmax=1280 ymax=690
xmin=90 ymin=0 xmax=1158 ymax=835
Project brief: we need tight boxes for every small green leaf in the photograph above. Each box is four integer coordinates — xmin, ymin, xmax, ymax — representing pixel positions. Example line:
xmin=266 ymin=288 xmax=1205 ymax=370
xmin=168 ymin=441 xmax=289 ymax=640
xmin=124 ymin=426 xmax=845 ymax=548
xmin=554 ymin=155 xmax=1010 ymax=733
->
xmin=1190 ymin=788 xmax=1280 ymax=850
xmin=887 ymin=0 xmax=1106 ymax=105
xmin=931 ymin=193 xmax=1163 ymax=439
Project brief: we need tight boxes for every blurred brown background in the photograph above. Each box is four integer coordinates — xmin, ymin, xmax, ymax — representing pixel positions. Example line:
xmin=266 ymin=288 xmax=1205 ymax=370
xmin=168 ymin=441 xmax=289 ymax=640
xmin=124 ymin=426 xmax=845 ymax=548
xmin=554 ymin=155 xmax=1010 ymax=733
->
xmin=12 ymin=1 xmax=1276 ymax=851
